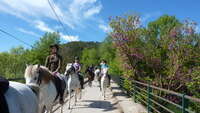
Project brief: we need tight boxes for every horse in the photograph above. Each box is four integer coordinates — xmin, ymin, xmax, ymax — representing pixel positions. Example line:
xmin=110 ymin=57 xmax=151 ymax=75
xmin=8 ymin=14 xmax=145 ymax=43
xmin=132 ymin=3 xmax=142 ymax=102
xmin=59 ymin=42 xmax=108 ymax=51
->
xmin=24 ymin=64 xmax=68 ymax=113
xmin=94 ymin=68 xmax=100 ymax=81
xmin=100 ymin=68 xmax=109 ymax=100
xmin=2 ymin=81 xmax=39 ymax=113
xmin=85 ymin=66 xmax=95 ymax=87
xmin=64 ymin=63 xmax=82 ymax=109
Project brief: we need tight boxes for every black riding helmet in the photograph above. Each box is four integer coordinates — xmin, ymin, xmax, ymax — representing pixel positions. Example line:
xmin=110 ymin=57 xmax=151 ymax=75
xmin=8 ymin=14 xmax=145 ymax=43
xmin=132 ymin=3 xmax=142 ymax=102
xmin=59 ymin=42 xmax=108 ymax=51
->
xmin=74 ymin=56 xmax=79 ymax=60
xmin=49 ymin=44 xmax=59 ymax=50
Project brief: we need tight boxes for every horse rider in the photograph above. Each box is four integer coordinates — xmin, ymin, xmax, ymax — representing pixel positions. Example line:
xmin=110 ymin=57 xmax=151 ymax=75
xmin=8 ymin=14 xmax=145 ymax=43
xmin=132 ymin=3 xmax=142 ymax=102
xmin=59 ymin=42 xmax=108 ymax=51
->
xmin=85 ymin=65 xmax=95 ymax=81
xmin=73 ymin=56 xmax=84 ymax=89
xmin=100 ymin=60 xmax=111 ymax=86
xmin=0 ymin=76 xmax=9 ymax=113
xmin=45 ymin=44 xmax=65 ymax=104
xmin=45 ymin=44 xmax=62 ymax=74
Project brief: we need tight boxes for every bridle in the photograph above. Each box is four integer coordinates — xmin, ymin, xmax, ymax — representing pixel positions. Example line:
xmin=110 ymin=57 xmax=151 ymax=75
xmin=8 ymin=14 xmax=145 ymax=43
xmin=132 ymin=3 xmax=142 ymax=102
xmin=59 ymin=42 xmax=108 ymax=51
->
xmin=65 ymin=65 xmax=76 ymax=76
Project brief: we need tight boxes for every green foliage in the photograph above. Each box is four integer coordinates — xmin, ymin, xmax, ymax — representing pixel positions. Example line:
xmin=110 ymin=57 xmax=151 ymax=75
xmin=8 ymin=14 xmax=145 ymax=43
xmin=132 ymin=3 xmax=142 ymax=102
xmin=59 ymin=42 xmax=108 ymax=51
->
xmin=81 ymin=48 xmax=99 ymax=67
xmin=0 ymin=32 xmax=60 ymax=78
xmin=80 ymin=36 xmax=123 ymax=75
xmin=0 ymin=47 xmax=26 ymax=78
xmin=60 ymin=41 xmax=99 ymax=72
xmin=27 ymin=32 xmax=60 ymax=64
xmin=110 ymin=14 xmax=200 ymax=112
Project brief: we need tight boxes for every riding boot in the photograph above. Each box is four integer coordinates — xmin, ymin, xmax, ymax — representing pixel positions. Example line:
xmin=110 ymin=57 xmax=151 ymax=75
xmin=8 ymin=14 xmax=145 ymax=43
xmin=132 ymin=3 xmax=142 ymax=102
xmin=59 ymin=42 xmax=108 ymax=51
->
xmin=81 ymin=76 xmax=84 ymax=89
xmin=59 ymin=92 xmax=64 ymax=104
xmin=59 ymin=81 xmax=66 ymax=104
xmin=108 ymin=74 xmax=111 ymax=87
xmin=78 ymin=74 xmax=84 ymax=89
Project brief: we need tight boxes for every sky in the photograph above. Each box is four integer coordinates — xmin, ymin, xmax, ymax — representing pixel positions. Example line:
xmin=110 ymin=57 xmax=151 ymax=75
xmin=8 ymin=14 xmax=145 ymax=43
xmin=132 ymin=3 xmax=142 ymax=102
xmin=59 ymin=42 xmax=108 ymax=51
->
xmin=0 ymin=0 xmax=200 ymax=52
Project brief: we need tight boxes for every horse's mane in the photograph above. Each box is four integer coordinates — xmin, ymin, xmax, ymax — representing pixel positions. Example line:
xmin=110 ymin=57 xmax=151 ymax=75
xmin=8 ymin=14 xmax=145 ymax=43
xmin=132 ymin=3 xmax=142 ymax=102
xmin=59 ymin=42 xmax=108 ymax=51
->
xmin=39 ymin=66 xmax=54 ymax=83
xmin=25 ymin=65 xmax=54 ymax=83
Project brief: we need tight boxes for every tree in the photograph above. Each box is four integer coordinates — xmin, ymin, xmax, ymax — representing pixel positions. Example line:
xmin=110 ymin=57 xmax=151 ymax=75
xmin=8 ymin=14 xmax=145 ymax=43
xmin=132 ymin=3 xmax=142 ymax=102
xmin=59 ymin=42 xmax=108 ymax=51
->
xmin=81 ymin=48 xmax=99 ymax=68
xmin=26 ymin=32 xmax=60 ymax=64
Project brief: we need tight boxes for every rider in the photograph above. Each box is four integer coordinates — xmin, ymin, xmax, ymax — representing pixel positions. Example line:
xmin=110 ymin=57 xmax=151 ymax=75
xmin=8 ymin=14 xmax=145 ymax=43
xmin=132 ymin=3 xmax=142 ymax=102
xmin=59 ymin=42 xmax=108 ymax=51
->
xmin=45 ymin=44 xmax=65 ymax=104
xmin=73 ymin=56 xmax=84 ymax=89
xmin=0 ymin=76 xmax=9 ymax=113
xmin=85 ymin=65 xmax=95 ymax=81
xmin=45 ymin=44 xmax=62 ymax=74
xmin=100 ymin=60 xmax=111 ymax=86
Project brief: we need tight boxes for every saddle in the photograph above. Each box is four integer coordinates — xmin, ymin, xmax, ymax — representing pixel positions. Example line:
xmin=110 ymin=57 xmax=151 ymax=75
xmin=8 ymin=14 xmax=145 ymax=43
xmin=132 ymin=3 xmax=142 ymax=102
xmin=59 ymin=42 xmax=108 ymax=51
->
xmin=52 ymin=74 xmax=66 ymax=104
xmin=0 ymin=76 xmax=9 ymax=113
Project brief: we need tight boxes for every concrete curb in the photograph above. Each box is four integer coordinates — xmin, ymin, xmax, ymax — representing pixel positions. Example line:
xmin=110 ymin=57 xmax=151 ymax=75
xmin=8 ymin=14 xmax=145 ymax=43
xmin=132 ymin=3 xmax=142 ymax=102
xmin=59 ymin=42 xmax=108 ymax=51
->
xmin=110 ymin=80 xmax=147 ymax=113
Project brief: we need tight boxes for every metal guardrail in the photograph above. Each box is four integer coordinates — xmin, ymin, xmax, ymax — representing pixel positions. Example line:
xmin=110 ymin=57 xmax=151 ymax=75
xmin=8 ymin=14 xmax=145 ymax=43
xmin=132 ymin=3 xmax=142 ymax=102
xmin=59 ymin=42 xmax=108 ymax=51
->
xmin=118 ymin=77 xmax=200 ymax=113
xmin=7 ymin=77 xmax=24 ymax=81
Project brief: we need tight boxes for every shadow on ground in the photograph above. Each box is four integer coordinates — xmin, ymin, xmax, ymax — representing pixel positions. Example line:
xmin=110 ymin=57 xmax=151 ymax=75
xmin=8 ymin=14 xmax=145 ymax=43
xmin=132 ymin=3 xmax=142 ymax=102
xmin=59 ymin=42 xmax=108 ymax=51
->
xmin=76 ymin=100 xmax=118 ymax=112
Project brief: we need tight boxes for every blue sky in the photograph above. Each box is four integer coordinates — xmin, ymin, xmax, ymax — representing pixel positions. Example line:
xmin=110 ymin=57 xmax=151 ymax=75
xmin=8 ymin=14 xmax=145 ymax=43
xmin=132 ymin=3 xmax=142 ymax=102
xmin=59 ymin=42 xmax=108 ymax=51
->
xmin=0 ymin=0 xmax=200 ymax=52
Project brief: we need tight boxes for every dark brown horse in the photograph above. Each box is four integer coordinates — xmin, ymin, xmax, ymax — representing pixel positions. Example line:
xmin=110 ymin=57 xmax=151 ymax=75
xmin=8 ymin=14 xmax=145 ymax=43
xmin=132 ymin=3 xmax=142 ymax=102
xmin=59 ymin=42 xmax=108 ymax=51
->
xmin=85 ymin=66 xmax=95 ymax=87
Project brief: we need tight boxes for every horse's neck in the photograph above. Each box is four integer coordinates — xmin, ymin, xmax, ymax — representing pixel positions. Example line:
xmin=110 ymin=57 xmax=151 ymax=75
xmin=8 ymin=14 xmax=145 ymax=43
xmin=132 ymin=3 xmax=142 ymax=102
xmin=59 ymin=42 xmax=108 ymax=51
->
xmin=69 ymin=73 xmax=78 ymax=79
xmin=102 ymin=73 xmax=107 ymax=78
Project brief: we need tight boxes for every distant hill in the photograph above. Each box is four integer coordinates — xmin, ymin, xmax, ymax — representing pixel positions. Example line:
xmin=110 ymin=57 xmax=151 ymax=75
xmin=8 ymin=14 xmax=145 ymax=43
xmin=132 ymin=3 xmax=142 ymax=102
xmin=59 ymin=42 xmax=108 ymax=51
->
xmin=60 ymin=41 xmax=100 ymax=72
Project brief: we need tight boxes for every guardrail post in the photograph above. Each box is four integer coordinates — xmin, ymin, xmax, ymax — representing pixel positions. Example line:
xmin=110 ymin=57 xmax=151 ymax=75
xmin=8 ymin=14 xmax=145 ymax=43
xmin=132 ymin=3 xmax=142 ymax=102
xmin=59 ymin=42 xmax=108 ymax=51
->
xmin=147 ymin=81 xmax=152 ymax=113
xmin=133 ymin=80 xmax=137 ymax=102
xmin=119 ymin=77 xmax=123 ymax=88
xmin=182 ymin=94 xmax=188 ymax=113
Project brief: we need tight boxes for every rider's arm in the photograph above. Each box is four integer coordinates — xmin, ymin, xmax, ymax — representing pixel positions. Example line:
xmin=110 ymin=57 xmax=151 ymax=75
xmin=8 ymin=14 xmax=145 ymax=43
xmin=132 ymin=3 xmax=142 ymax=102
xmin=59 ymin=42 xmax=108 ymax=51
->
xmin=78 ymin=64 xmax=81 ymax=72
xmin=55 ymin=56 xmax=62 ymax=72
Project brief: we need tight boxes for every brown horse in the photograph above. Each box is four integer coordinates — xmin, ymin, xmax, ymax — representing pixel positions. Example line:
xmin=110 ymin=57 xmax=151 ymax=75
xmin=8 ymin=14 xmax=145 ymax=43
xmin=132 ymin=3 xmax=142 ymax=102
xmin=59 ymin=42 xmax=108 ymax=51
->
xmin=85 ymin=66 xmax=95 ymax=87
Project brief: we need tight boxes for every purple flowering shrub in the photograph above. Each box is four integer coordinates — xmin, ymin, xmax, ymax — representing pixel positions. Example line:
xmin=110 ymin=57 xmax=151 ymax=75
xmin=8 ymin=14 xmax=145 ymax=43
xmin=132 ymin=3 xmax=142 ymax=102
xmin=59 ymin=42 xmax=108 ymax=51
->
xmin=109 ymin=15 xmax=200 ymax=111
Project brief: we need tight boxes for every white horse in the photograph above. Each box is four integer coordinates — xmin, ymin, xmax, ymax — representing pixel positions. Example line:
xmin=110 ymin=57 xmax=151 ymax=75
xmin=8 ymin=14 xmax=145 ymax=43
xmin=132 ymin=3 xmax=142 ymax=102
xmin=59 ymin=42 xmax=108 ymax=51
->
xmin=100 ymin=68 xmax=109 ymax=100
xmin=94 ymin=68 xmax=100 ymax=81
xmin=64 ymin=63 xmax=82 ymax=109
xmin=4 ymin=81 xmax=39 ymax=113
xmin=24 ymin=64 xmax=68 ymax=113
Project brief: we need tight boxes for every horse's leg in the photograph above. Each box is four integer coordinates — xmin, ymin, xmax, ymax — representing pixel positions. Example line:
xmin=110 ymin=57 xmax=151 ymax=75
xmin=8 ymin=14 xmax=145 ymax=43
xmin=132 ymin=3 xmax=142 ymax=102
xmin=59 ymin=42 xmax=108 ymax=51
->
xmin=60 ymin=105 xmax=63 ymax=113
xmin=74 ymin=89 xmax=77 ymax=106
xmin=68 ymin=90 xmax=71 ymax=109
xmin=44 ymin=104 xmax=52 ymax=113
xmin=104 ymin=89 xmax=106 ymax=100
xmin=38 ymin=105 xmax=45 ymax=113
xmin=79 ymin=88 xmax=82 ymax=100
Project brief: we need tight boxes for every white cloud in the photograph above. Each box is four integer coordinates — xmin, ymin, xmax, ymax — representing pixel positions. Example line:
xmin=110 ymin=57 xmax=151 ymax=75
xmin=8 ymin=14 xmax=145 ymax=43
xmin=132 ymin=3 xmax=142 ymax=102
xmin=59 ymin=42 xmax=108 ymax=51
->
xmin=34 ymin=20 xmax=54 ymax=33
xmin=33 ymin=20 xmax=79 ymax=42
xmin=60 ymin=33 xmax=80 ymax=41
xmin=17 ymin=28 xmax=40 ymax=37
xmin=0 ymin=0 xmax=103 ymax=29
xmin=99 ymin=24 xmax=112 ymax=33
xmin=84 ymin=4 xmax=102 ymax=18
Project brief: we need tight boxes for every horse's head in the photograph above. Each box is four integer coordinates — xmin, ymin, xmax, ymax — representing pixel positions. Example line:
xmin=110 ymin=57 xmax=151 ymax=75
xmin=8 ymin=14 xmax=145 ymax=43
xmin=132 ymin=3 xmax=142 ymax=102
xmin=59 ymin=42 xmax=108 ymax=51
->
xmin=24 ymin=64 xmax=52 ymax=86
xmin=64 ymin=63 xmax=75 ymax=76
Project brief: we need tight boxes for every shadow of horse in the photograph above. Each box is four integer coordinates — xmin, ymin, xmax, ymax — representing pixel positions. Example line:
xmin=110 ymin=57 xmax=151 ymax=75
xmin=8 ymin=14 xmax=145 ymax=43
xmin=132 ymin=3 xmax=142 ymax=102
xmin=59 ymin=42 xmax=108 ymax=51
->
xmin=80 ymin=100 xmax=118 ymax=112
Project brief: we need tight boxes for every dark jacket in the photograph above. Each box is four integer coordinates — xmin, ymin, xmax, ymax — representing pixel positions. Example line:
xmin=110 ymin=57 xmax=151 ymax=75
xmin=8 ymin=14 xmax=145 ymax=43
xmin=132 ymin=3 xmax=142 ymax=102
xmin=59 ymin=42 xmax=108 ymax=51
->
xmin=45 ymin=54 xmax=62 ymax=72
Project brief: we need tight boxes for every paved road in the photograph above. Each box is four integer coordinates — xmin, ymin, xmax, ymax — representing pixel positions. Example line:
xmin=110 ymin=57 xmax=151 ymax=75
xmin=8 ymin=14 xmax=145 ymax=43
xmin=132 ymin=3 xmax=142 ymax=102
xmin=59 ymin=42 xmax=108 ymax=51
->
xmin=54 ymin=80 xmax=122 ymax=113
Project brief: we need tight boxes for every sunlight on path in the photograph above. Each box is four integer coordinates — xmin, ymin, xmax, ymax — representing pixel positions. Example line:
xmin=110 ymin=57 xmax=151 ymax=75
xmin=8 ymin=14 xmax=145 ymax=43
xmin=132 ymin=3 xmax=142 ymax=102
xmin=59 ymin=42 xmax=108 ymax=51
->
xmin=54 ymin=80 xmax=122 ymax=113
